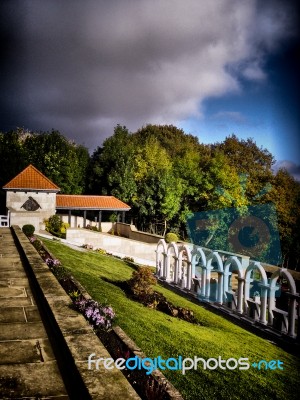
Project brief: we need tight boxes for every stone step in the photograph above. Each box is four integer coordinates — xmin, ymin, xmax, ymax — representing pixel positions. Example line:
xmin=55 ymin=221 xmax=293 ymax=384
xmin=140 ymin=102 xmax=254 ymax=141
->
xmin=0 ymin=362 xmax=69 ymax=399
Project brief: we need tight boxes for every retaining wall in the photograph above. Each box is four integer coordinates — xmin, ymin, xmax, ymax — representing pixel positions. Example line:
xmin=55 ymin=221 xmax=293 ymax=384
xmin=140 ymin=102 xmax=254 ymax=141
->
xmin=66 ymin=228 xmax=157 ymax=266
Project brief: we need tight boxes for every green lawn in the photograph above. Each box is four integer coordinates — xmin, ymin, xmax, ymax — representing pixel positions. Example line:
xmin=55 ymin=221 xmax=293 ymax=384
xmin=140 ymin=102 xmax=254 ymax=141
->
xmin=42 ymin=238 xmax=300 ymax=400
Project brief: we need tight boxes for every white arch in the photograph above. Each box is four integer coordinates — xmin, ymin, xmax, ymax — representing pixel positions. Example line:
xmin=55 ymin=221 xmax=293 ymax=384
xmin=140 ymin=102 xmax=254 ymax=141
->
xmin=156 ymin=239 xmax=167 ymax=278
xmin=165 ymin=242 xmax=179 ymax=282
xmin=223 ymin=256 xmax=244 ymax=312
xmin=204 ymin=251 xmax=224 ymax=302
xmin=244 ymin=261 xmax=268 ymax=324
xmin=190 ymin=246 xmax=207 ymax=295
xmin=268 ymin=268 xmax=297 ymax=337
xmin=178 ymin=244 xmax=192 ymax=289
xmin=157 ymin=239 xmax=167 ymax=254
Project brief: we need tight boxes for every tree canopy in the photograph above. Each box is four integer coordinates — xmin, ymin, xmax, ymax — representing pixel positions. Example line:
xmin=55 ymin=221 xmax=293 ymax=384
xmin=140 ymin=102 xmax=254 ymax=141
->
xmin=1 ymin=125 xmax=299 ymax=269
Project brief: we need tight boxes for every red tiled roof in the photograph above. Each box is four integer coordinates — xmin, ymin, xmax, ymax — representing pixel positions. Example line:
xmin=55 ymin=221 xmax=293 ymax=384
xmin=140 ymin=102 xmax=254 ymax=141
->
xmin=3 ymin=165 xmax=60 ymax=191
xmin=56 ymin=195 xmax=131 ymax=210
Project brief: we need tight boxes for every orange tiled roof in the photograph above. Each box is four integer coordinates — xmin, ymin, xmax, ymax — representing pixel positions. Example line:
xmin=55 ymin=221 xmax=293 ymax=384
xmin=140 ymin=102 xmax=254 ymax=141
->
xmin=56 ymin=194 xmax=131 ymax=210
xmin=3 ymin=165 xmax=60 ymax=191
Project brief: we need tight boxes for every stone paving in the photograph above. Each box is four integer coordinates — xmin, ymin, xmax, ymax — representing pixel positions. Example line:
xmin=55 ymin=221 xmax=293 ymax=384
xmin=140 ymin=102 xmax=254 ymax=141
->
xmin=0 ymin=228 xmax=69 ymax=399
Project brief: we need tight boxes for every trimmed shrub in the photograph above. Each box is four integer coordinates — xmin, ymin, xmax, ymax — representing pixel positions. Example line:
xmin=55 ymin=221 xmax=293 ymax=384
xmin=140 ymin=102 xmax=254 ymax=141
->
xmin=32 ymin=239 xmax=43 ymax=252
xmin=45 ymin=215 xmax=67 ymax=238
xmin=60 ymin=222 xmax=69 ymax=234
xmin=46 ymin=214 xmax=62 ymax=233
xmin=22 ymin=224 xmax=35 ymax=237
xmin=165 ymin=232 xmax=178 ymax=243
xmin=128 ymin=266 xmax=157 ymax=300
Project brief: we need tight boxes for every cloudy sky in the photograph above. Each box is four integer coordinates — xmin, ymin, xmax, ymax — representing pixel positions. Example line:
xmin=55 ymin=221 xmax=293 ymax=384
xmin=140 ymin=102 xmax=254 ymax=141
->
xmin=1 ymin=0 xmax=299 ymax=177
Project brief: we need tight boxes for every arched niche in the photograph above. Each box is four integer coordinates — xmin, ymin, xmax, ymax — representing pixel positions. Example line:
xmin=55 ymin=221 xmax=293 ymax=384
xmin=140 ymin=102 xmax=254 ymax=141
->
xmin=156 ymin=239 xmax=167 ymax=278
xmin=223 ymin=256 xmax=244 ymax=313
xmin=191 ymin=246 xmax=207 ymax=295
xmin=269 ymin=268 xmax=298 ymax=337
xmin=244 ymin=261 xmax=268 ymax=324
xmin=178 ymin=244 xmax=192 ymax=289
xmin=166 ymin=242 xmax=179 ymax=282
xmin=205 ymin=251 xmax=224 ymax=303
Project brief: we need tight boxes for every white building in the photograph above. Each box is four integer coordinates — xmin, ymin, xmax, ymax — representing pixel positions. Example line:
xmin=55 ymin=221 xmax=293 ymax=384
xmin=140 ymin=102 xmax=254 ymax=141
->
xmin=2 ymin=164 xmax=131 ymax=232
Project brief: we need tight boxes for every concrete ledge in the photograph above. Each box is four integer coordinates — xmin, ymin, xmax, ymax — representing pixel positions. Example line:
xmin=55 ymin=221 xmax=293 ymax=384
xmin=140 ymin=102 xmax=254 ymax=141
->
xmin=11 ymin=225 xmax=140 ymax=399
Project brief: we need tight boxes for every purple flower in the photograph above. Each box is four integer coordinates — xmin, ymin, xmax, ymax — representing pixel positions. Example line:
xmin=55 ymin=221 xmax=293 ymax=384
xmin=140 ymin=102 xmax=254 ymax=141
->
xmin=85 ymin=307 xmax=94 ymax=318
xmin=95 ymin=315 xmax=105 ymax=326
xmin=74 ymin=297 xmax=115 ymax=330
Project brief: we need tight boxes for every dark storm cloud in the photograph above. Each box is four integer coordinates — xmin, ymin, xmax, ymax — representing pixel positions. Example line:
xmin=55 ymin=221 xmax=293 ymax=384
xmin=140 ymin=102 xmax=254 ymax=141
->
xmin=0 ymin=0 xmax=298 ymax=150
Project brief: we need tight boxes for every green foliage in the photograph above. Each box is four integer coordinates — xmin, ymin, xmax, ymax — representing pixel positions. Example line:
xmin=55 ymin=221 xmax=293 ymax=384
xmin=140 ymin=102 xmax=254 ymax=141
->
xmin=1 ymin=125 xmax=300 ymax=269
xmin=0 ymin=129 xmax=89 ymax=198
xmin=165 ymin=232 xmax=179 ymax=243
xmin=128 ymin=266 xmax=157 ymax=298
xmin=68 ymin=289 xmax=81 ymax=301
xmin=46 ymin=214 xmax=62 ymax=233
xmin=123 ymin=256 xmax=134 ymax=263
xmin=95 ymin=248 xmax=107 ymax=255
xmin=32 ymin=239 xmax=43 ymax=252
xmin=51 ymin=265 xmax=70 ymax=281
xmin=268 ymin=169 xmax=300 ymax=268
xmin=108 ymin=213 xmax=118 ymax=223
xmin=43 ymin=238 xmax=300 ymax=400
xmin=87 ymin=125 xmax=136 ymax=201
xmin=22 ymin=224 xmax=35 ymax=237
xmin=60 ymin=222 xmax=69 ymax=234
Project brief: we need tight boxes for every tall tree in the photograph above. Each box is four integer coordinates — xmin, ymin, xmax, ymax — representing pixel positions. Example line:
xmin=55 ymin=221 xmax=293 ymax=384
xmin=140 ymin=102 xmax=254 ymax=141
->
xmin=267 ymin=169 xmax=300 ymax=269
xmin=213 ymin=134 xmax=275 ymax=201
xmin=23 ymin=130 xmax=89 ymax=193
xmin=132 ymin=135 xmax=182 ymax=234
xmin=87 ymin=125 xmax=136 ymax=202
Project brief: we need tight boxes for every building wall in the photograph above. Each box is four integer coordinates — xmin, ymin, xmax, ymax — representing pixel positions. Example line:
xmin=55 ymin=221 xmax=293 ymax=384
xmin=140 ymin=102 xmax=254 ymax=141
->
xmin=6 ymin=191 xmax=56 ymax=232
xmin=60 ymin=215 xmax=113 ymax=232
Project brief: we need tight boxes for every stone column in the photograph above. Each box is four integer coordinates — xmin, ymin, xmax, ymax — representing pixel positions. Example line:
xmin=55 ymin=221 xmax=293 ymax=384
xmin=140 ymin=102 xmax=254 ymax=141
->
xmin=170 ymin=256 xmax=178 ymax=283
xmin=259 ymin=284 xmax=269 ymax=325
xmin=217 ymin=271 xmax=224 ymax=304
xmin=164 ymin=253 xmax=170 ymax=280
xmin=200 ymin=265 xmax=206 ymax=299
xmin=237 ymin=277 xmax=244 ymax=314
xmin=98 ymin=210 xmax=102 ymax=231
xmin=68 ymin=210 xmax=71 ymax=226
xmin=186 ymin=261 xmax=192 ymax=290
xmin=174 ymin=256 xmax=179 ymax=284
xmin=268 ymin=284 xmax=278 ymax=325
xmin=205 ymin=265 xmax=211 ymax=300
xmin=244 ymin=276 xmax=252 ymax=313
xmin=287 ymin=293 xmax=298 ymax=338
xmin=83 ymin=210 xmax=87 ymax=228
xmin=223 ymin=270 xmax=231 ymax=302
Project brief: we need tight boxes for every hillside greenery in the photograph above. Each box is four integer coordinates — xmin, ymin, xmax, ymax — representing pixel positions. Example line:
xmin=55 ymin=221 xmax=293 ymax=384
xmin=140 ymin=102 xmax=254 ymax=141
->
xmin=42 ymin=238 xmax=300 ymax=400
xmin=1 ymin=125 xmax=299 ymax=269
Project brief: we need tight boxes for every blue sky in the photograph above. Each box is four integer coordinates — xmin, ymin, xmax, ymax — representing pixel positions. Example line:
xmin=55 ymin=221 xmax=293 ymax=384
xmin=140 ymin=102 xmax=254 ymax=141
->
xmin=179 ymin=42 xmax=300 ymax=167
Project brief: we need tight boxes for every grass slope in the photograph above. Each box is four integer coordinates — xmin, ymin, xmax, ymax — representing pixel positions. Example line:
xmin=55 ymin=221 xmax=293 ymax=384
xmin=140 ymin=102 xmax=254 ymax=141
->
xmin=43 ymin=238 xmax=300 ymax=400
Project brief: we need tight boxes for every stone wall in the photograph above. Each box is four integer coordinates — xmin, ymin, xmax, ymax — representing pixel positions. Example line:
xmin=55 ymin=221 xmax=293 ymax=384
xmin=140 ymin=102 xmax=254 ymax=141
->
xmin=6 ymin=191 xmax=56 ymax=232
xmin=66 ymin=228 xmax=157 ymax=266
xmin=115 ymin=223 xmax=163 ymax=244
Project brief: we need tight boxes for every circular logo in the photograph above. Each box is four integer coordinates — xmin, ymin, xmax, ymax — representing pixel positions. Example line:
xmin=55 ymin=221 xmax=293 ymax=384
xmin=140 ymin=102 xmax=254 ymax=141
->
xmin=228 ymin=215 xmax=270 ymax=258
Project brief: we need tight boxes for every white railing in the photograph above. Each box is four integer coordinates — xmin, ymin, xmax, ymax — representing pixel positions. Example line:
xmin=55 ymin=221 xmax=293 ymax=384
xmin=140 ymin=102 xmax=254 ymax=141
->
xmin=156 ymin=239 xmax=299 ymax=341
xmin=0 ymin=215 xmax=10 ymax=227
